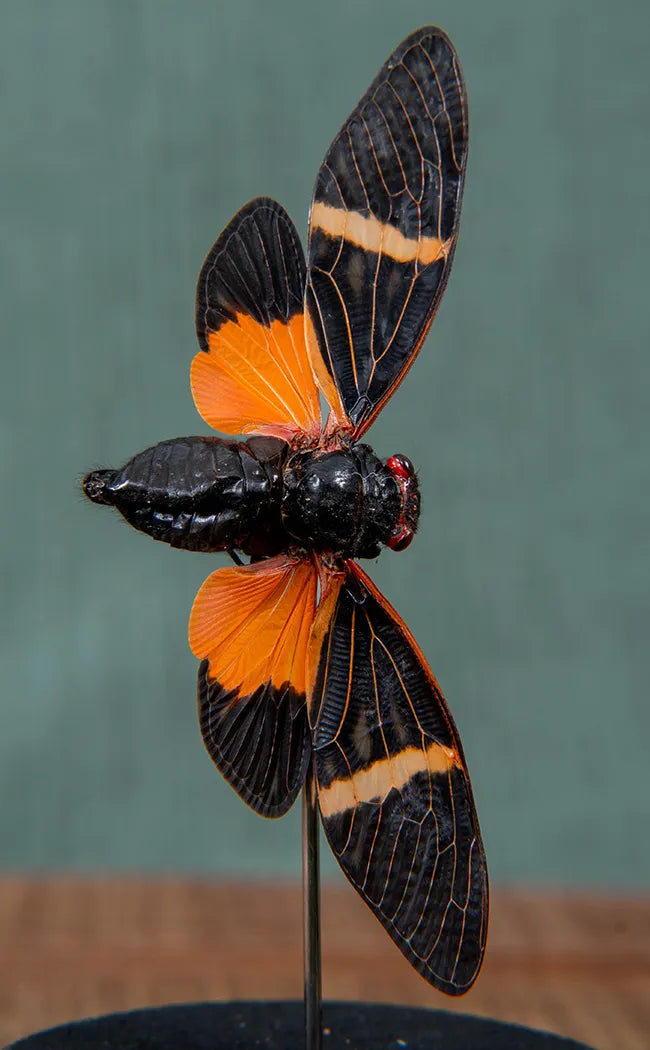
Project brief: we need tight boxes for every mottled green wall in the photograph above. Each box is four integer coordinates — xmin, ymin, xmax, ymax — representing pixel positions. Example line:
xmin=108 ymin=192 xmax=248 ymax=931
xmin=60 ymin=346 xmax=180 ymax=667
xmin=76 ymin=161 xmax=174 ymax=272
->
xmin=1 ymin=0 xmax=648 ymax=886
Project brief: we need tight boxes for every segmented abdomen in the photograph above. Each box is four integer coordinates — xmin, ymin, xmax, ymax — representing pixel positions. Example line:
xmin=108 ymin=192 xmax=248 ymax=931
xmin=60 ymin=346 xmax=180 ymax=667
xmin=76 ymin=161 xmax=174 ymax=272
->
xmin=83 ymin=435 xmax=288 ymax=555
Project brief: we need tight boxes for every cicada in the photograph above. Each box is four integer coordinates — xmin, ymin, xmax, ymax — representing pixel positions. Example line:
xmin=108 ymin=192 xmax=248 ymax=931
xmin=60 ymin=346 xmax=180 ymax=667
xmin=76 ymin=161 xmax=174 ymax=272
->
xmin=84 ymin=27 xmax=488 ymax=995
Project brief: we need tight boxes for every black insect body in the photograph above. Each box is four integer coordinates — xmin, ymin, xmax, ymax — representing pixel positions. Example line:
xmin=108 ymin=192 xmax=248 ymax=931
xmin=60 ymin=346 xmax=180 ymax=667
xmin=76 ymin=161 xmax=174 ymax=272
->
xmin=84 ymin=27 xmax=488 ymax=996
xmin=84 ymin=438 xmax=419 ymax=559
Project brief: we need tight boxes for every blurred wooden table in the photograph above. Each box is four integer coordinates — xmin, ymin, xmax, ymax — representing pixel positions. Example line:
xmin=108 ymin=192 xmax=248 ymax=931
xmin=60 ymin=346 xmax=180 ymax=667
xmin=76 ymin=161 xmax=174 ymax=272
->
xmin=0 ymin=878 xmax=648 ymax=1049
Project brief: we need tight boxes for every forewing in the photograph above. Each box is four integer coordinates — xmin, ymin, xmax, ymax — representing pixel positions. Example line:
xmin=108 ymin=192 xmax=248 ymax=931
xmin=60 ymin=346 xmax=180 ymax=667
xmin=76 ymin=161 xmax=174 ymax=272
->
xmin=193 ymin=197 xmax=321 ymax=441
xmin=306 ymin=27 xmax=468 ymax=436
xmin=189 ymin=554 xmax=318 ymax=817
xmin=309 ymin=561 xmax=487 ymax=994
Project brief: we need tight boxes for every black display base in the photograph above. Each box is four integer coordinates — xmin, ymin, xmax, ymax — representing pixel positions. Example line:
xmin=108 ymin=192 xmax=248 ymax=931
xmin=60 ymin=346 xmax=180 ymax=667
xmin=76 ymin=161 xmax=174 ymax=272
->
xmin=6 ymin=1000 xmax=596 ymax=1050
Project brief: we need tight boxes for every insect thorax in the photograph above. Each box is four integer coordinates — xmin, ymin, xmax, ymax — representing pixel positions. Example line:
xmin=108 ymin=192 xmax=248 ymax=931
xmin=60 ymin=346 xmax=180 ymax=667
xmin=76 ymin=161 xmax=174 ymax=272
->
xmin=281 ymin=444 xmax=418 ymax=559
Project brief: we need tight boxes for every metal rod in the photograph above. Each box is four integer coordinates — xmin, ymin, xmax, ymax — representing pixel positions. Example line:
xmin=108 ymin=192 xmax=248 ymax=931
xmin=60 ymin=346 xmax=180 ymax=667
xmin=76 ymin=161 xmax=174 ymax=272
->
xmin=302 ymin=759 xmax=322 ymax=1050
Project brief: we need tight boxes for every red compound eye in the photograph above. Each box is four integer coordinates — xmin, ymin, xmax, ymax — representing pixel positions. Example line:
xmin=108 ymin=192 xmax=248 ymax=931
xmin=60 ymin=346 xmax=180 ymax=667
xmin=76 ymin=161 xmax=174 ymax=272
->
xmin=388 ymin=525 xmax=414 ymax=551
xmin=387 ymin=454 xmax=414 ymax=480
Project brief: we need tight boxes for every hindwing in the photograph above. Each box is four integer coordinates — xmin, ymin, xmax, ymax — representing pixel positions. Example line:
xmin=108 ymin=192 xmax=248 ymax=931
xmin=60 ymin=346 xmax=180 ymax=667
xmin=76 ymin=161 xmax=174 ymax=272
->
xmin=189 ymin=554 xmax=318 ymax=816
xmin=193 ymin=198 xmax=321 ymax=441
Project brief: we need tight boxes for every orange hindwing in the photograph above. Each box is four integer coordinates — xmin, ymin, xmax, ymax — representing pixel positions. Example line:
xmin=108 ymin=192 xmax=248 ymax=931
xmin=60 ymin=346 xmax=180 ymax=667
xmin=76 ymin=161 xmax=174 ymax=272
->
xmin=194 ymin=197 xmax=321 ymax=441
xmin=190 ymin=554 xmax=319 ymax=816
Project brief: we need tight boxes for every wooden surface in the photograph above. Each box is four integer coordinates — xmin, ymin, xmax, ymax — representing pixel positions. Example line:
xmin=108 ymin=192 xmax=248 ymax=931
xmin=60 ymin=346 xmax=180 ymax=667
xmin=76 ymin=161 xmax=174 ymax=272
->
xmin=0 ymin=878 xmax=648 ymax=1050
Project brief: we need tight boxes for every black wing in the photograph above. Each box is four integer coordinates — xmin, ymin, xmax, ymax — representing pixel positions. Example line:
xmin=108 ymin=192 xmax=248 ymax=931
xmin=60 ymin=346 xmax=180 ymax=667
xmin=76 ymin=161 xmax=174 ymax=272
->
xmin=309 ymin=561 xmax=487 ymax=994
xmin=306 ymin=27 xmax=468 ymax=436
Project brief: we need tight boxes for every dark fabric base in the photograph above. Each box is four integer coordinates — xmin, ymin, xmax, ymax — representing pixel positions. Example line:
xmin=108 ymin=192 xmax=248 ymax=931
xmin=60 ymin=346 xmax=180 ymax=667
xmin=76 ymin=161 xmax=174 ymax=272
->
xmin=6 ymin=1000 xmax=595 ymax=1050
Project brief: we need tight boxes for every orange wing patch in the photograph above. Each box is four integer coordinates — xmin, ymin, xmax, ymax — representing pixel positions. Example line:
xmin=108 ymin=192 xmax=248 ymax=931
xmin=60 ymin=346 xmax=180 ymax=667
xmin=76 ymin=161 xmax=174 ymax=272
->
xmin=189 ymin=554 xmax=318 ymax=698
xmin=192 ymin=311 xmax=321 ymax=442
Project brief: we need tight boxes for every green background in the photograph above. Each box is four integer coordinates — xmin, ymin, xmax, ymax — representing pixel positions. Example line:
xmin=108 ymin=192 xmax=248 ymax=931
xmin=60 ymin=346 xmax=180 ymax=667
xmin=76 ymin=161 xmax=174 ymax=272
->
xmin=1 ymin=0 xmax=648 ymax=886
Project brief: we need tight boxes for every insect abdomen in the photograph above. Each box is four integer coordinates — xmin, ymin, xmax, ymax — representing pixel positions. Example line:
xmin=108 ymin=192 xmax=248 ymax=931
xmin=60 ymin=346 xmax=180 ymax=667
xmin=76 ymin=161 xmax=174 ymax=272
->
xmin=83 ymin=435 xmax=288 ymax=555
